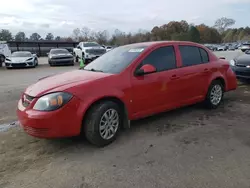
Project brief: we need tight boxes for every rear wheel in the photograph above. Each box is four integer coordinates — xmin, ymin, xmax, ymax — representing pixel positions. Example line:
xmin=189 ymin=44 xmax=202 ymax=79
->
xmin=205 ymin=80 xmax=224 ymax=109
xmin=83 ymin=101 xmax=122 ymax=147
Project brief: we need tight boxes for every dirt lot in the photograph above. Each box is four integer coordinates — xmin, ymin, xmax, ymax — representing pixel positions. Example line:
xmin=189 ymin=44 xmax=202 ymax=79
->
xmin=1 ymin=51 xmax=250 ymax=188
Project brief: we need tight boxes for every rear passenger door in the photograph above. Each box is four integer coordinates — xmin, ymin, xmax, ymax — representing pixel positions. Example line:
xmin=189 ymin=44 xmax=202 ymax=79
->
xmin=178 ymin=45 xmax=210 ymax=102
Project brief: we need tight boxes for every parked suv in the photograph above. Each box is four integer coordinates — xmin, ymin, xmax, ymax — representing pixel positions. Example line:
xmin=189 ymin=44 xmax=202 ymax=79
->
xmin=0 ymin=41 xmax=11 ymax=67
xmin=73 ymin=42 xmax=106 ymax=64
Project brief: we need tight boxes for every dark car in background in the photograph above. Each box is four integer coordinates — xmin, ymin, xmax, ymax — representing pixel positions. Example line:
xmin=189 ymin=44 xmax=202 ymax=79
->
xmin=228 ymin=45 xmax=236 ymax=51
xmin=48 ymin=48 xmax=74 ymax=66
xmin=230 ymin=50 xmax=250 ymax=79
xmin=204 ymin=44 xmax=216 ymax=51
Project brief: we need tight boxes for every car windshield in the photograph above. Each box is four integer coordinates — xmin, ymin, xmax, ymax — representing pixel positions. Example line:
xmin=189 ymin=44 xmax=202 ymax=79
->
xmin=11 ymin=52 xmax=32 ymax=57
xmin=83 ymin=42 xmax=101 ymax=47
xmin=50 ymin=49 xmax=69 ymax=54
xmin=83 ymin=45 xmax=147 ymax=74
xmin=0 ymin=44 xmax=6 ymax=49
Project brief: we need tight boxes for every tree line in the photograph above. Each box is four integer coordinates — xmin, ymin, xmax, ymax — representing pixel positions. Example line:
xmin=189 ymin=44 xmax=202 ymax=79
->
xmin=0 ymin=17 xmax=249 ymax=45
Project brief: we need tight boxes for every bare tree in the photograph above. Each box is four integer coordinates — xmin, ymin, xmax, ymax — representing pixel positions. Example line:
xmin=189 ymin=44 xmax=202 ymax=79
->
xmin=95 ymin=30 xmax=109 ymax=44
xmin=214 ymin=17 xmax=236 ymax=34
xmin=45 ymin=33 xmax=54 ymax=40
xmin=81 ymin=27 xmax=91 ymax=41
xmin=72 ymin=28 xmax=81 ymax=41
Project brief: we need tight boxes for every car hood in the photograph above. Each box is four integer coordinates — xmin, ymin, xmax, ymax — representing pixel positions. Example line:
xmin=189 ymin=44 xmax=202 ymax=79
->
xmin=236 ymin=54 xmax=250 ymax=65
xmin=9 ymin=57 xmax=33 ymax=63
xmin=25 ymin=70 xmax=112 ymax=97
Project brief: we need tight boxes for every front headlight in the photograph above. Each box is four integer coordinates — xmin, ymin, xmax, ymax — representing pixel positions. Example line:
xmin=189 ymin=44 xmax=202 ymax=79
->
xmin=85 ymin=49 xmax=90 ymax=53
xmin=5 ymin=58 xmax=11 ymax=62
xmin=26 ymin=58 xmax=33 ymax=62
xmin=33 ymin=92 xmax=73 ymax=111
xmin=230 ymin=59 xmax=236 ymax=66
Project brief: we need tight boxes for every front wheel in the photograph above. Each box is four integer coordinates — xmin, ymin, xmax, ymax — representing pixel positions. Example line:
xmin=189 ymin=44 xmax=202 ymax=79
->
xmin=83 ymin=101 xmax=122 ymax=147
xmin=0 ymin=55 xmax=5 ymax=67
xmin=205 ymin=80 xmax=224 ymax=109
xmin=34 ymin=59 xmax=38 ymax=67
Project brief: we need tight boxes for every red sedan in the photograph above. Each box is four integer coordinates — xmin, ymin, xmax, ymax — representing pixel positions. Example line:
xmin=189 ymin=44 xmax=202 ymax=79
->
xmin=17 ymin=41 xmax=237 ymax=146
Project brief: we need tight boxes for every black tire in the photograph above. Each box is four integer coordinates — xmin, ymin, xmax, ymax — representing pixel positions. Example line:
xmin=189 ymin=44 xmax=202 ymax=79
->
xmin=49 ymin=61 xmax=53 ymax=67
xmin=75 ymin=56 xmax=79 ymax=63
xmin=204 ymin=80 xmax=224 ymax=109
xmin=0 ymin=55 xmax=5 ymax=67
xmin=83 ymin=101 xmax=122 ymax=147
xmin=35 ymin=59 xmax=38 ymax=67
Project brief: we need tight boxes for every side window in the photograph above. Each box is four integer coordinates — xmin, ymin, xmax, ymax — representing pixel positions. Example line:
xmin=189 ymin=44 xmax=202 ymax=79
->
xmin=199 ymin=48 xmax=209 ymax=63
xmin=141 ymin=46 xmax=176 ymax=72
xmin=179 ymin=45 xmax=203 ymax=67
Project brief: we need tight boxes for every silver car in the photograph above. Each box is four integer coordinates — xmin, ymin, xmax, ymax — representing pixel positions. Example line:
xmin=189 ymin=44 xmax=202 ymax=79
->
xmin=241 ymin=43 xmax=250 ymax=52
xmin=217 ymin=45 xmax=227 ymax=51
xmin=5 ymin=51 xmax=38 ymax=69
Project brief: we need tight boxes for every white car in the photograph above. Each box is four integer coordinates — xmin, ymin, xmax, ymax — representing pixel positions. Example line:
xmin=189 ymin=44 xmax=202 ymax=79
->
xmin=5 ymin=51 xmax=38 ymax=69
xmin=73 ymin=42 xmax=106 ymax=64
xmin=0 ymin=41 xmax=11 ymax=67
xmin=105 ymin=46 xmax=113 ymax=52
xmin=241 ymin=43 xmax=250 ymax=52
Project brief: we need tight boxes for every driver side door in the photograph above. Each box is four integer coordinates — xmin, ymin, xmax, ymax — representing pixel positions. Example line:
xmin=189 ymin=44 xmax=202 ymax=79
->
xmin=130 ymin=45 xmax=178 ymax=119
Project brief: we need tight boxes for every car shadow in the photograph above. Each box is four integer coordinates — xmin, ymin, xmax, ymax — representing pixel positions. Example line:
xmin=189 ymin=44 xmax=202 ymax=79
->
xmin=42 ymin=97 xmax=235 ymax=154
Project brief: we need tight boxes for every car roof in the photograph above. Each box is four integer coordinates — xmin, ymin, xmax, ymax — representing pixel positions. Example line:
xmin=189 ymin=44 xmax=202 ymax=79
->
xmin=122 ymin=41 xmax=205 ymax=48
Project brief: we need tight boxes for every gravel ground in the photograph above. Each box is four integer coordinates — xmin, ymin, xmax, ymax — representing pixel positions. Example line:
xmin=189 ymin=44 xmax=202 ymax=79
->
xmin=1 ymin=50 xmax=250 ymax=188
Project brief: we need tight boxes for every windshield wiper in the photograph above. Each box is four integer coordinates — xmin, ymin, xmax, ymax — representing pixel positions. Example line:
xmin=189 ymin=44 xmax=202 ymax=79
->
xmin=82 ymin=68 xmax=103 ymax=72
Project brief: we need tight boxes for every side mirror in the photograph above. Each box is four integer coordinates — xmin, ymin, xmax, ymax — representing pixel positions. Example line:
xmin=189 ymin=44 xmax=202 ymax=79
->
xmin=46 ymin=52 xmax=49 ymax=56
xmin=219 ymin=57 xmax=226 ymax=60
xmin=135 ymin=64 xmax=156 ymax=76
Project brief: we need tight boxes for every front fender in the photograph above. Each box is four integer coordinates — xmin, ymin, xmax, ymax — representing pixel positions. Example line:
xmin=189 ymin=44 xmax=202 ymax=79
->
xmin=78 ymin=88 xmax=128 ymax=115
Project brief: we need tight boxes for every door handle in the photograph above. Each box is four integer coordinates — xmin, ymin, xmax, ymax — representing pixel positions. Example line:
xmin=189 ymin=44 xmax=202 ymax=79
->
xmin=203 ymin=68 xmax=209 ymax=73
xmin=170 ymin=74 xmax=180 ymax=80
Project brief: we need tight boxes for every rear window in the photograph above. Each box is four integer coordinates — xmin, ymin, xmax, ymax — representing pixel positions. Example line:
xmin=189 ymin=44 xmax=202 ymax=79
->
xmin=179 ymin=46 xmax=202 ymax=67
xmin=199 ymin=48 xmax=209 ymax=63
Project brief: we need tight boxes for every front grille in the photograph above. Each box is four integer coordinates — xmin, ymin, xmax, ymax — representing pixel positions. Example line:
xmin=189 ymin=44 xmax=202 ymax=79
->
xmin=235 ymin=71 xmax=250 ymax=76
xmin=23 ymin=126 xmax=49 ymax=136
xmin=88 ymin=49 xmax=106 ymax=55
xmin=12 ymin=63 xmax=26 ymax=67
xmin=22 ymin=94 xmax=35 ymax=107
xmin=236 ymin=63 xmax=247 ymax=67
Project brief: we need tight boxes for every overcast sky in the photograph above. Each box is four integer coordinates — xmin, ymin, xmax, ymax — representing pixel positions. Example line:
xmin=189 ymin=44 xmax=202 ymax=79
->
xmin=1 ymin=0 xmax=250 ymax=38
